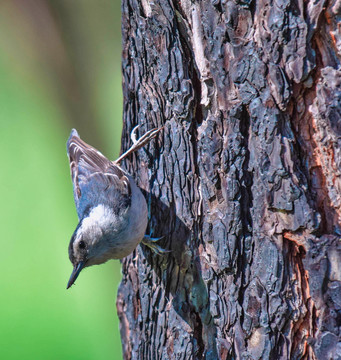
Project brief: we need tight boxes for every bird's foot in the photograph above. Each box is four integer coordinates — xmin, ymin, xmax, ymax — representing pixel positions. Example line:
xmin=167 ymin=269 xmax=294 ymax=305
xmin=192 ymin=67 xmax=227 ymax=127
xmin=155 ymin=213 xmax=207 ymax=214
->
xmin=115 ymin=126 xmax=163 ymax=163
xmin=141 ymin=235 xmax=170 ymax=255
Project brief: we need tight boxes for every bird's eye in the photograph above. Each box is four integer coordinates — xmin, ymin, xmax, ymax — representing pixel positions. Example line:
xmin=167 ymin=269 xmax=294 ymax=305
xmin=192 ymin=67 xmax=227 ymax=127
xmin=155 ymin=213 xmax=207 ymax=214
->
xmin=78 ymin=240 xmax=86 ymax=249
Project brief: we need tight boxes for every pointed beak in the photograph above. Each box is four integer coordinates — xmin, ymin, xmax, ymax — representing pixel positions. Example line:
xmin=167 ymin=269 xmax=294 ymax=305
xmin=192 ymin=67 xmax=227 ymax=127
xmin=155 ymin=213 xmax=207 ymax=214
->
xmin=67 ymin=261 xmax=85 ymax=289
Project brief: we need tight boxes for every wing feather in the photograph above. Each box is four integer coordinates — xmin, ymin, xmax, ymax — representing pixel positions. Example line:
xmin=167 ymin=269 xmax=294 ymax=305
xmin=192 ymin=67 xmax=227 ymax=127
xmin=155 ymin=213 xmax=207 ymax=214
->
xmin=67 ymin=129 xmax=131 ymax=219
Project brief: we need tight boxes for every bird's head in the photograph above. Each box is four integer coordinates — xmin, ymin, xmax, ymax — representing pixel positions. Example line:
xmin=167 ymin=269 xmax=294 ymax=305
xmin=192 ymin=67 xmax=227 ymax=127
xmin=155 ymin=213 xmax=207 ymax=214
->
xmin=67 ymin=205 xmax=117 ymax=289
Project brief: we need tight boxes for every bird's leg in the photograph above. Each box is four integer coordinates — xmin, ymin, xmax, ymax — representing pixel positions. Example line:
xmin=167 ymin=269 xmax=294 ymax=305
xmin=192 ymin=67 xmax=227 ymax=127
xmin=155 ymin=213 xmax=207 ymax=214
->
xmin=142 ymin=193 xmax=169 ymax=255
xmin=117 ymin=125 xmax=167 ymax=255
xmin=141 ymin=235 xmax=170 ymax=255
xmin=115 ymin=126 xmax=163 ymax=163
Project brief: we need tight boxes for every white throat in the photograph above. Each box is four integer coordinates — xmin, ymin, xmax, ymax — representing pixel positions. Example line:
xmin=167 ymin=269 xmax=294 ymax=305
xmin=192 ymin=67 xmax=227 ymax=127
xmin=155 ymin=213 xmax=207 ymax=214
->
xmin=80 ymin=205 xmax=116 ymax=239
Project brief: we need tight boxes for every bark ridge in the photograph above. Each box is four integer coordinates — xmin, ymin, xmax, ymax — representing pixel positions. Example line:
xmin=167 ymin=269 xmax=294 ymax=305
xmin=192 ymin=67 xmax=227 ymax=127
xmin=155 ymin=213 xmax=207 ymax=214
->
xmin=117 ymin=0 xmax=341 ymax=359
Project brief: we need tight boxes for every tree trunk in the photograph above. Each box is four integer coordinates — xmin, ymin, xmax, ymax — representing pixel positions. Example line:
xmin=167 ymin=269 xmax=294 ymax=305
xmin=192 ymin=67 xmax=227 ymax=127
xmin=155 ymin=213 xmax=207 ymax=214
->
xmin=117 ymin=0 xmax=341 ymax=358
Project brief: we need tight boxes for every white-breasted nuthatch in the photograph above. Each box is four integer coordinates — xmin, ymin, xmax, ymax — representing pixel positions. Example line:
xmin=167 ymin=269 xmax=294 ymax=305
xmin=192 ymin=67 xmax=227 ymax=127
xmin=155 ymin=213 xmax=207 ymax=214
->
xmin=66 ymin=127 xmax=164 ymax=289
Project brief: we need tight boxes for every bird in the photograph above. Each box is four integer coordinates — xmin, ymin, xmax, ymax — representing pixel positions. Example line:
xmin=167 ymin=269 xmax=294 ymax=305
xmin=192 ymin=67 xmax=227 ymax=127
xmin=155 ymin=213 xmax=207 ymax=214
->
xmin=66 ymin=127 xmax=164 ymax=289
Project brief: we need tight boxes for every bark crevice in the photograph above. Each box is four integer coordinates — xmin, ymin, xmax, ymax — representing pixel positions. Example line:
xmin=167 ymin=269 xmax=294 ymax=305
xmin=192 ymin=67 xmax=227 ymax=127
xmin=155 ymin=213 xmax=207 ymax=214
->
xmin=118 ymin=0 xmax=341 ymax=358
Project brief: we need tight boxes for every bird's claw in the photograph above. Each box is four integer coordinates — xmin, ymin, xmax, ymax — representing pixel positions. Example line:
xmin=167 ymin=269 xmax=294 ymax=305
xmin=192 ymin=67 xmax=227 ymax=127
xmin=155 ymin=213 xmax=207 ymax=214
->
xmin=131 ymin=125 xmax=140 ymax=145
xmin=115 ymin=126 xmax=163 ymax=163
xmin=142 ymin=235 xmax=170 ymax=255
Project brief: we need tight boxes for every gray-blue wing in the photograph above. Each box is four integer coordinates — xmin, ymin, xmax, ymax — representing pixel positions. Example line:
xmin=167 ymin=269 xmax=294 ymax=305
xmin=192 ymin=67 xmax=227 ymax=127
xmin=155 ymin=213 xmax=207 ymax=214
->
xmin=67 ymin=129 xmax=131 ymax=220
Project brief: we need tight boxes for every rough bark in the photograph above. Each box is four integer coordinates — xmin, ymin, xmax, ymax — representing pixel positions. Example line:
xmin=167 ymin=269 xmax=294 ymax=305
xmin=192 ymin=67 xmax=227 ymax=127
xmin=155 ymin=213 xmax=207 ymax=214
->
xmin=117 ymin=0 xmax=341 ymax=359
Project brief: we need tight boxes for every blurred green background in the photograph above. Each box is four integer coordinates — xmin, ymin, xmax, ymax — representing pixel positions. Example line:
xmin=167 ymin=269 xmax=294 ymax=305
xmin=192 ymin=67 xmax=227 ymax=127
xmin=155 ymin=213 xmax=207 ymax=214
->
xmin=0 ymin=1 xmax=124 ymax=359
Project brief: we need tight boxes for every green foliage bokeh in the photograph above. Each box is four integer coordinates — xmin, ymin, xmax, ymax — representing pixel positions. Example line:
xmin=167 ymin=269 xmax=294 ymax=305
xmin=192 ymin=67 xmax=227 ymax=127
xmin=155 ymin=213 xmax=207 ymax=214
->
xmin=0 ymin=1 xmax=124 ymax=359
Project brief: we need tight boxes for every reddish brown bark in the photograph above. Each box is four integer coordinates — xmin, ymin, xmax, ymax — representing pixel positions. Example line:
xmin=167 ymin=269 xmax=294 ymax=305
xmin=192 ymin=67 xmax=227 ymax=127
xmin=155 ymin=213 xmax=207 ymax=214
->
xmin=117 ymin=0 xmax=341 ymax=358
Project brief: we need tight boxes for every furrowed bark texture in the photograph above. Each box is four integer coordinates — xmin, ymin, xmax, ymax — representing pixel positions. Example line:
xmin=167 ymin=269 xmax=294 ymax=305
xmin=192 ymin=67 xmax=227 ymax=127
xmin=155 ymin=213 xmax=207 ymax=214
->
xmin=117 ymin=0 xmax=341 ymax=359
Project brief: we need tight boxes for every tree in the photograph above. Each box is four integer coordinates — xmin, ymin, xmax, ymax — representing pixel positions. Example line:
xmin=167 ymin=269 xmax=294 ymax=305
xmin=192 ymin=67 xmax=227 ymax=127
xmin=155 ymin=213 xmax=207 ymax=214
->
xmin=116 ymin=0 xmax=341 ymax=358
